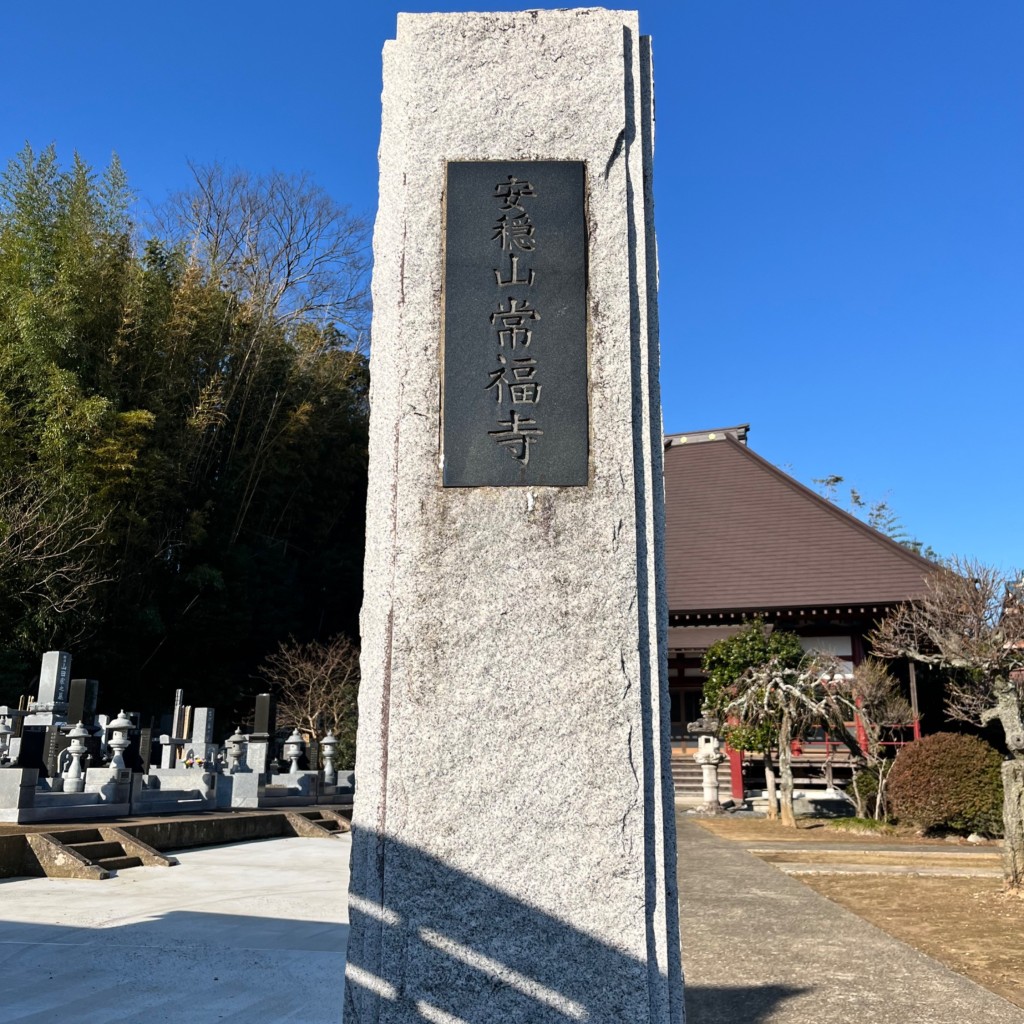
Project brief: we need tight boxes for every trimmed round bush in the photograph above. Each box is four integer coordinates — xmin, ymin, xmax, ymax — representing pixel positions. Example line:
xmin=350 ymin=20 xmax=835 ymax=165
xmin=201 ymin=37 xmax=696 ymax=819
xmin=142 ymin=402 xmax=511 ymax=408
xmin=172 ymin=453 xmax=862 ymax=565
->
xmin=888 ymin=732 xmax=1004 ymax=836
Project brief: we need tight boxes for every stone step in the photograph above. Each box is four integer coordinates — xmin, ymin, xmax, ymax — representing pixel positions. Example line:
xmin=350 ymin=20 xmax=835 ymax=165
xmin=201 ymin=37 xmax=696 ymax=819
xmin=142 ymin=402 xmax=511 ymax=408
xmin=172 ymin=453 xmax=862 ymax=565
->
xmin=294 ymin=810 xmax=343 ymax=832
xmin=672 ymin=760 xmax=728 ymax=795
xmin=300 ymin=811 xmax=337 ymax=824
xmin=97 ymin=855 xmax=143 ymax=872
xmin=65 ymin=840 xmax=124 ymax=861
xmin=51 ymin=828 xmax=103 ymax=845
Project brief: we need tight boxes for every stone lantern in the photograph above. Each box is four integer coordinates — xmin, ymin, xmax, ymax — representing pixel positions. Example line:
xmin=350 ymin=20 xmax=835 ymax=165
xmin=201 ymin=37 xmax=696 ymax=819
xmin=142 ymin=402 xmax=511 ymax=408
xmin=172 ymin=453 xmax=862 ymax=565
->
xmin=62 ymin=721 xmax=90 ymax=793
xmin=226 ymin=726 xmax=245 ymax=771
xmin=321 ymin=732 xmax=338 ymax=785
xmin=107 ymin=710 xmax=133 ymax=771
xmin=283 ymin=729 xmax=305 ymax=773
xmin=0 ymin=717 xmax=12 ymax=765
xmin=687 ymin=715 xmax=725 ymax=814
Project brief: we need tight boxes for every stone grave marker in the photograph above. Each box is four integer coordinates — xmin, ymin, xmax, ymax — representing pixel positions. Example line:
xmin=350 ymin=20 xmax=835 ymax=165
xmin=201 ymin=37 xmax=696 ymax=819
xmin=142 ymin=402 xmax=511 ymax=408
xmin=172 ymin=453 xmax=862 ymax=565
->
xmin=67 ymin=678 xmax=99 ymax=727
xmin=344 ymin=10 xmax=681 ymax=1023
xmin=138 ymin=725 xmax=154 ymax=772
xmin=252 ymin=693 xmax=275 ymax=739
xmin=189 ymin=707 xmax=217 ymax=763
xmin=191 ymin=707 xmax=214 ymax=744
xmin=37 ymin=651 xmax=71 ymax=707
xmin=23 ymin=651 xmax=72 ymax=727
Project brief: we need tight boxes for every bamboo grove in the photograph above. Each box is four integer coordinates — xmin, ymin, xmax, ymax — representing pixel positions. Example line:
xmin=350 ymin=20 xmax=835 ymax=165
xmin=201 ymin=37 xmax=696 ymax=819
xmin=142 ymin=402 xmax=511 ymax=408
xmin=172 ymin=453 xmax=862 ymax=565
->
xmin=0 ymin=145 xmax=371 ymax=719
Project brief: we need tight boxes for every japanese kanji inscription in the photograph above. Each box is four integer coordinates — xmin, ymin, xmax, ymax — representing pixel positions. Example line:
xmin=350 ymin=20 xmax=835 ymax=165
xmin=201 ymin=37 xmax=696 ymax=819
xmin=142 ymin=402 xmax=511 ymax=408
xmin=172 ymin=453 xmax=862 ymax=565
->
xmin=442 ymin=160 xmax=588 ymax=486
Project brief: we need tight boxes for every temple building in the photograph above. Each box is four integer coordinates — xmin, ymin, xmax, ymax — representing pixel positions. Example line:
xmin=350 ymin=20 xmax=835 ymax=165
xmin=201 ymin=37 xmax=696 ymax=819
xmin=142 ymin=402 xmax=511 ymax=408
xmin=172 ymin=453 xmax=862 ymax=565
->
xmin=663 ymin=425 xmax=937 ymax=798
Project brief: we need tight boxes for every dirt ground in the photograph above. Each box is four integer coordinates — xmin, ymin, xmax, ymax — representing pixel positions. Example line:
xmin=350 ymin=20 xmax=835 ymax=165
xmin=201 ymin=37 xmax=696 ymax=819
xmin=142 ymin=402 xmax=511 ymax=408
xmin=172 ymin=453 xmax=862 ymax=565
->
xmin=694 ymin=818 xmax=1024 ymax=1009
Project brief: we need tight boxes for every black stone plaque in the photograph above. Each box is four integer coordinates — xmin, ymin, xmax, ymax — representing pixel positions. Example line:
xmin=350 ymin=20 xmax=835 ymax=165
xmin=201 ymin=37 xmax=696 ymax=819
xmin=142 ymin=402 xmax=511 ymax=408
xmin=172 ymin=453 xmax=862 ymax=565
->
xmin=18 ymin=726 xmax=46 ymax=775
xmin=124 ymin=728 xmax=145 ymax=772
xmin=43 ymin=725 xmax=70 ymax=779
xmin=67 ymin=678 xmax=91 ymax=726
xmin=443 ymin=161 xmax=588 ymax=487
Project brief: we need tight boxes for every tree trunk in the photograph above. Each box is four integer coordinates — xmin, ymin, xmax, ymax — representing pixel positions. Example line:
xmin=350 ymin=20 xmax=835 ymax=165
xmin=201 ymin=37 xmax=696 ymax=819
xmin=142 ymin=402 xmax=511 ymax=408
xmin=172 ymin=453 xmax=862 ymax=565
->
xmin=850 ymin=773 xmax=866 ymax=818
xmin=764 ymin=754 xmax=778 ymax=821
xmin=1002 ymin=759 xmax=1024 ymax=892
xmin=779 ymin=712 xmax=796 ymax=828
xmin=875 ymin=760 xmax=893 ymax=821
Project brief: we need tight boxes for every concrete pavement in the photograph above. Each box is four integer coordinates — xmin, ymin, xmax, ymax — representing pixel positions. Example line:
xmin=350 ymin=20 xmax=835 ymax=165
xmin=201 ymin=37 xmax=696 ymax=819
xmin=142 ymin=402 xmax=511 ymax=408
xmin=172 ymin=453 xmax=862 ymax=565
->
xmin=1 ymin=820 xmax=1021 ymax=1023
xmin=0 ymin=836 xmax=350 ymax=1023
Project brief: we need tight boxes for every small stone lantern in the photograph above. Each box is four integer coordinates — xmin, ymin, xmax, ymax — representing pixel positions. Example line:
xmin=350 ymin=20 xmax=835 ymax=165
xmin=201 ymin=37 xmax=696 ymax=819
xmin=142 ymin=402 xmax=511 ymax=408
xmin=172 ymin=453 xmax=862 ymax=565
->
xmin=226 ymin=726 xmax=245 ymax=771
xmin=321 ymin=732 xmax=338 ymax=785
xmin=0 ymin=717 xmax=13 ymax=765
xmin=283 ymin=729 xmax=305 ymax=774
xmin=63 ymin=721 xmax=90 ymax=793
xmin=687 ymin=715 xmax=725 ymax=814
xmin=107 ymin=710 xmax=133 ymax=771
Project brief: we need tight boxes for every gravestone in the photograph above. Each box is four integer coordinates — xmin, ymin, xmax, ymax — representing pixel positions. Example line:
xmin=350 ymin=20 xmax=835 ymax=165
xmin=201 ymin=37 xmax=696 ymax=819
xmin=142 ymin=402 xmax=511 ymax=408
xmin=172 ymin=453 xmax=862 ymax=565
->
xmin=37 ymin=651 xmax=71 ymax=707
xmin=138 ymin=725 xmax=154 ymax=772
xmin=67 ymin=678 xmax=99 ymax=727
xmin=23 ymin=651 xmax=72 ymax=727
xmin=252 ymin=693 xmax=275 ymax=738
xmin=191 ymin=707 xmax=214 ymax=744
xmin=345 ymin=10 xmax=681 ymax=1023
xmin=189 ymin=707 xmax=217 ymax=763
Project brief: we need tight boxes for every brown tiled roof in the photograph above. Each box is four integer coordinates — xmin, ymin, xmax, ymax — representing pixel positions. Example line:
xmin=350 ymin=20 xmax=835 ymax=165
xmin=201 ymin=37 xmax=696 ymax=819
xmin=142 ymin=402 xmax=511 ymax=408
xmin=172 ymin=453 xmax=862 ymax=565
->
xmin=664 ymin=433 xmax=935 ymax=614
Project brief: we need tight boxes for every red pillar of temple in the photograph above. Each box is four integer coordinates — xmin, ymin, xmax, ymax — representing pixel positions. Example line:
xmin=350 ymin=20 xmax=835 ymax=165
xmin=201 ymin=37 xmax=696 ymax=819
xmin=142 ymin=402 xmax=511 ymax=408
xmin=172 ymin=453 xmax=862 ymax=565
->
xmin=728 ymin=745 xmax=744 ymax=800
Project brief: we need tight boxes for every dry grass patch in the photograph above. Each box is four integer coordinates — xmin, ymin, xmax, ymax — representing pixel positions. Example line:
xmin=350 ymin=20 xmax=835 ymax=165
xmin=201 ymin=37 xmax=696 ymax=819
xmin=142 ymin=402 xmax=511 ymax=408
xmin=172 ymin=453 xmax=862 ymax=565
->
xmin=802 ymin=874 xmax=1024 ymax=1009
xmin=693 ymin=816 xmax=957 ymax=845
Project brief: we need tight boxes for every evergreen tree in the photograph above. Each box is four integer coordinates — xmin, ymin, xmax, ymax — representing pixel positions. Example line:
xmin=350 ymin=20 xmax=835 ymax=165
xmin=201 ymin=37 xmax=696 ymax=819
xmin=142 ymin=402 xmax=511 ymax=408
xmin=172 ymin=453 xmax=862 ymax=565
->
xmin=0 ymin=147 xmax=370 ymax=723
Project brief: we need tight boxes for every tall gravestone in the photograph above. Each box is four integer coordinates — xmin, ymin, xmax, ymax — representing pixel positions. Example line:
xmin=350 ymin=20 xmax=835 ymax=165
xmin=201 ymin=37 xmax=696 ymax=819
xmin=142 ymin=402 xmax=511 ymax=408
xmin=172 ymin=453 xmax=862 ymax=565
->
xmin=37 ymin=651 xmax=72 ymax=708
xmin=68 ymin=678 xmax=99 ymax=727
xmin=345 ymin=10 xmax=681 ymax=1023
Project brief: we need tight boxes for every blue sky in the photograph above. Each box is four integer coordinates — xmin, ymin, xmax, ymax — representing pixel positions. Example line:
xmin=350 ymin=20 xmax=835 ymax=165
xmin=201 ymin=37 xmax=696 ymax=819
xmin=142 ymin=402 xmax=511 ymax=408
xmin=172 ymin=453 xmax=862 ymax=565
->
xmin=2 ymin=2 xmax=1021 ymax=569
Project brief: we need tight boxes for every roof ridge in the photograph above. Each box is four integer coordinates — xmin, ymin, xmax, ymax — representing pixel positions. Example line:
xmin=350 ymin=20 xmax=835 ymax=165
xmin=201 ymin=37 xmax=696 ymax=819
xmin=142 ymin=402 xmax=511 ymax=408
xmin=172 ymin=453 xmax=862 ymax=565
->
xmin=664 ymin=424 xmax=749 ymax=447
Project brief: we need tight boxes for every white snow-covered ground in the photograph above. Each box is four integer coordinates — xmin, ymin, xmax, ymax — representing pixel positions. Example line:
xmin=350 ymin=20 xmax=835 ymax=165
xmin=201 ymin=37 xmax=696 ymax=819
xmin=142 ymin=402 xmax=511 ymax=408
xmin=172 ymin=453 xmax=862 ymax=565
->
xmin=0 ymin=835 xmax=350 ymax=1023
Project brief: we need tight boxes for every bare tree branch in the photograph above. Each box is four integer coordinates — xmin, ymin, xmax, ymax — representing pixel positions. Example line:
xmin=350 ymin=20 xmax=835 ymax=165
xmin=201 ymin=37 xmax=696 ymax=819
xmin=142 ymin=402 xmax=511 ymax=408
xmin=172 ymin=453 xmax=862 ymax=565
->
xmin=258 ymin=634 xmax=360 ymax=747
xmin=155 ymin=163 xmax=371 ymax=344
xmin=0 ymin=479 xmax=109 ymax=636
xmin=869 ymin=557 xmax=1024 ymax=754
xmin=870 ymin=558 xmax=1024 ymax=889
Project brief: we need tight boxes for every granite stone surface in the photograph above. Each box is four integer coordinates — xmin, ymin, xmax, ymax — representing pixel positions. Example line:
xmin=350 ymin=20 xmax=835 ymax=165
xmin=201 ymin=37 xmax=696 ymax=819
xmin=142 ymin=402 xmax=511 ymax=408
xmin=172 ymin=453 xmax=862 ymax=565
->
xmin=345 ymin=9 xmax=681 ymax=1022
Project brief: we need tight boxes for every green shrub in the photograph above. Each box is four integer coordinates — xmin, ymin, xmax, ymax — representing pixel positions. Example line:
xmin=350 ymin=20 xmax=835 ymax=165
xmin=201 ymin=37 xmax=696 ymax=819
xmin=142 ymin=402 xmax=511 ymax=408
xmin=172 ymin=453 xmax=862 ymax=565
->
xmin=887 ymin=732 xmax=1004 ymax=836
xmin=850 ymin=765 xmax=880 ymax=813
xmin=848 ymin=760 xmax=898 ymax=819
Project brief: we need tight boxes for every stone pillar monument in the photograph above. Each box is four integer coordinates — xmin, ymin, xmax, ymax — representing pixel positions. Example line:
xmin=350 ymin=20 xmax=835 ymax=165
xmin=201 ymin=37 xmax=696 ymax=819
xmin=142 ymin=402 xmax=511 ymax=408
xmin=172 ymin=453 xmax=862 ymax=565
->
xmin=345 ymin=10 xmax=681 ymax=1023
